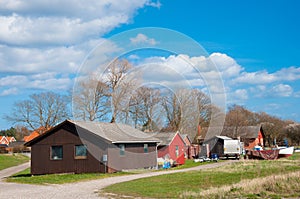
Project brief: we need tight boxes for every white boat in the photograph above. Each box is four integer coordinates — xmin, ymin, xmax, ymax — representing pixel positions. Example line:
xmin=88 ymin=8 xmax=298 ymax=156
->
xmin=278 ymin=146 xmax=294 ymax=158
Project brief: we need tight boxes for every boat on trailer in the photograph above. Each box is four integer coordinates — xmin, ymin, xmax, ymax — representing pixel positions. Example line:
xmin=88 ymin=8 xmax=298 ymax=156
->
xmin=278 ymin=146 xmax=294 ymax=158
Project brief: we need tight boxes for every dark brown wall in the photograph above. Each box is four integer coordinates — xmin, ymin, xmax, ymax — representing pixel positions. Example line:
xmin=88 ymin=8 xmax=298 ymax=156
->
xmin=31 ymin=126 xmax=107 ymax=175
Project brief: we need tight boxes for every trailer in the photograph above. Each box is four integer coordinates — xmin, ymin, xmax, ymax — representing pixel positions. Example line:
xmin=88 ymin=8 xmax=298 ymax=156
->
xmin=202 ymin=136 xmax=241 ymax=159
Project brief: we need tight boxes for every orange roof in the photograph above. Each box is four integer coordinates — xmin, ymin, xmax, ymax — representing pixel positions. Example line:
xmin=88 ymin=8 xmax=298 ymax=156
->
xmin=23 ymin=131 xmax=40 ymax=142
xmin=6 ymin=136 xmax=16 ymax=142
xmin=23 ymin=126 xmax=50 ymax=143
xmin=0 ymin=136 xmax=9 ymax=145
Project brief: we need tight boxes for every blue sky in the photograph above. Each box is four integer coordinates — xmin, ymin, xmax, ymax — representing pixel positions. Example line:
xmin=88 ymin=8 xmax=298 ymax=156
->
xmin=0 ymin=0 xmax=300 ymax=130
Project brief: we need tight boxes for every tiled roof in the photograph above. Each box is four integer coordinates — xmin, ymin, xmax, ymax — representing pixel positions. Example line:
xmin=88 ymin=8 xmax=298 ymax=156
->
xmin=23 ymin=126 xmax=50 ymax=143
xmin=6 ymin=137 xmax=16 ymax=142
xmin=23 ymin=131 xmax=40 ymax=142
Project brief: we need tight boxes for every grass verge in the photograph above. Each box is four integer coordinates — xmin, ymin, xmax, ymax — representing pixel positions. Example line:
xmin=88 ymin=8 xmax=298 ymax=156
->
xmin=0 ymin=154 xmax=29 ymax=171
xmin=102 ymin=153 xmax=300 ymax=198
xmin=6 ymin=158 xmax=208 ymax=184
xmin=6 ymin=169 xmax=132 ymax=185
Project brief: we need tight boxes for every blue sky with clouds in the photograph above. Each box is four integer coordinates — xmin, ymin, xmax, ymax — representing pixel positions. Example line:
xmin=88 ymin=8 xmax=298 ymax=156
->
xmin=0 ymin=0 xmax=300 ymax=129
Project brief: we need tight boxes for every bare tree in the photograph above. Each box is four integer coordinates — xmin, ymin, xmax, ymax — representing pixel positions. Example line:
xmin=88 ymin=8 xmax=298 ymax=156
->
xmin=5 ymin=92 xmax=69 ymax=130
xmin=73 ymin=77 xmax=109 ymax=121
xmin=104 ymin=59 xmax=134 ymax=123
xmin=161 ymin=90 xmax=181 ymax=132
xmin=224 ymin=105 xmax=257 ymax=137
xmin=285 ymin=123 xmax=300 ymax=146
xmin=161 ymin=88 xmax=212 ymax=134
xmin=258 ymin=112 xmax=289 ymax=146
xmin=128 ymin=87 xmax=162 ymax=131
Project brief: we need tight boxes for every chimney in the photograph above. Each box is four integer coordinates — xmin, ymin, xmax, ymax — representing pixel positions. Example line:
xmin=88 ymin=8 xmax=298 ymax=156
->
xmin=197 ymin=125 xmax=202 ymax=137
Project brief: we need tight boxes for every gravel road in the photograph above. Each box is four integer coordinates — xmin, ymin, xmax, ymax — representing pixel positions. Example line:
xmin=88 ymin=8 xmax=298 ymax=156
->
xmin=0 ymin=161 xmax=234 ymax=199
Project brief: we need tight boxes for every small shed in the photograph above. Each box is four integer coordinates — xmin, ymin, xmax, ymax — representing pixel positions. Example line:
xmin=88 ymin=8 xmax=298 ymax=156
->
xmin=153 ymin=132 xmax=186 ymax=165
xmin=25 ymin=120 xmax=159 ymax=175
xmin=201 ymin=136 xmax=233 ymax=157
xmin=198 ymin=125 xmax=265 ymax=150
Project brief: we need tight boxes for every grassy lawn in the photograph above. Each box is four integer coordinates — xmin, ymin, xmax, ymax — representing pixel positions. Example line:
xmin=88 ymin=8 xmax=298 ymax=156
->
xmin=102 ymin=153 xmax=300 ymax=199
xmin=7 ymin=158 xmax=210 ymax=184
xmin=7 ymin=168 xmax=133 ymax=185
xmin=0 ymin=154 xmax=30 ymax=171
xmin=168 ymin=159 xmax=221 ymax=170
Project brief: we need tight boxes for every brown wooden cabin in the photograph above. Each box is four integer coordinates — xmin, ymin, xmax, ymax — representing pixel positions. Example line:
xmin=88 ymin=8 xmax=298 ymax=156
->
xmin=25 ymin=120 xmax=159 ymax=175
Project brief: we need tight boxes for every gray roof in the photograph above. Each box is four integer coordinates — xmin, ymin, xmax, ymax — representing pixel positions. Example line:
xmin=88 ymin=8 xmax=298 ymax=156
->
xmin=73 ymin=120 xmax=160 ymax=143
xmin=151 ymin=132 xmax=177 ymax=146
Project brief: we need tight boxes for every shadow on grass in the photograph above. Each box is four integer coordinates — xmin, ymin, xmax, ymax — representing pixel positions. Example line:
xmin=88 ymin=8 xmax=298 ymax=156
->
xmin=11 ymin=174 xmax=32 ymax=177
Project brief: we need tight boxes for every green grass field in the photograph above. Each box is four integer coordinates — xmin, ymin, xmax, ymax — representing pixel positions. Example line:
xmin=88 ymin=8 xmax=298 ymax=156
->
xmin=0 ymin=154 xmax=29 ymax=171
xmin=7 ymin=168 xmax=132 ymax=185
xmin=102 ymin=153 xmax=300 ymax=199
xmin=6 ymin=158 xmax=217 ymax=184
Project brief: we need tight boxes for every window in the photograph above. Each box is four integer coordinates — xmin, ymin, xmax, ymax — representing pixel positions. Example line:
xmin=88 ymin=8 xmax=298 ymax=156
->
xmin=119 ymin=144 xmax=125 ymax=156
xmin=175 ymin=145 xmax=179 ymax=157
xmin=144 ymin=144 xmax=148 ymax=153
xmin=51 ymin=146 xmax=63 ymax=160
xmin=75 ymin=145 xmax=87 ymax=159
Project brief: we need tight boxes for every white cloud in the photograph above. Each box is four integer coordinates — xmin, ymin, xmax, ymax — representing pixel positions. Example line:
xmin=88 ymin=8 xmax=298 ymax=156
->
xmin=0 ymin=44 xmax=83 ymax=74
xmin=234 ymin=70 xmax=276 ymax=84
xmin=270 ymin=84 xmax=293 ymax=97
xmin=130 ymin=33 xmax=158 ymax=45
xmin=0 ymin=87 xmax=19 ymax=96
xmin=274 ymin=66 xmax=300 ymax=81
xmin=128 ymin=54 xmax=140 ymax=60
xmin=0 ymin=0 xmax=154 ymax=46
xmin=0 ymin=73 xmax=72 ymax=91
xmin=0 ymin=0 xmax=150 ymax=20
xmin=234 ymin=89 xmax=248 ymax=100
xmin=209 ymin=53 xmax=243 ymax=78
xmin=250 ymin=84 xmax=294 ymax=98
xmin=0 ymin=1 xmax=160 ymax=96
xmin=145 ymin=1 xmax=161 ymax=8
xmin=0 ymin=14 xmax=130 ymax=46
xmin=234 ymin=66 xmax=300 ymax=85
xmin=294 ymin=91 xmax=300 ymax=98
xmin=226 ymin=89 xmax=248 ymax=104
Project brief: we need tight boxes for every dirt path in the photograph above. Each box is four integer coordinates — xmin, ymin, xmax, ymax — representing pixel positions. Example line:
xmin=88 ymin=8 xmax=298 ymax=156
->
xmin=0 ymin=161 xmax=234 ymax=199
xmin=0 ymin=162 xmax=30 ymax=180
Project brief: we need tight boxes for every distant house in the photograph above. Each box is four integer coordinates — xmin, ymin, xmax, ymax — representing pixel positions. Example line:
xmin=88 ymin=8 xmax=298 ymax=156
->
xmin=23 ymin=126 xmax=49 ymax=143
xmin=0 ymin=136 xmax=9 ymax=145
xmin=180 ymin=134 xmax=194 ymax=159
xmin=6 ymin=141 xmax=27 ymax=153
xmin=198 ymin=125 xmax=265 ymax=150
xmin=6 ymin=136 xmax=16 ymax=143
xmin=25 ymin=120 xmax=159 ymax=175
xmin=0 ymin=136 xmax=17 ymax=153
xmin=153 ymin=132 xmax=186 ymax=165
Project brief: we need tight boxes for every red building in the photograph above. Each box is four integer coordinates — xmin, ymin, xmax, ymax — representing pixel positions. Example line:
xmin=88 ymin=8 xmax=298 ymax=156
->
xmin=153 ymin=132 xmax=186 ymax=165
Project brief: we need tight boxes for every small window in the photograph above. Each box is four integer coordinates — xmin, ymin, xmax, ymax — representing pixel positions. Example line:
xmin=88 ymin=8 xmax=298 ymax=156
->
xmin=51 ymin=146 xmax=63 ymax=160
xmin=144 ymin=144 xmax=148 ymax=153
xmin=175 ymin=145 xmax=179 ymax=157
xmin=75 ymin=145 xmax=87 ymax=159
xmin=119 ymin=144 xmax=125 ymax=156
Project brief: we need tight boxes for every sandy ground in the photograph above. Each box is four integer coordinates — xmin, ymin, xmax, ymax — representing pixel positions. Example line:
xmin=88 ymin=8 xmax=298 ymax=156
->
xmin=0 ymin=161 xmax=234 ymax=199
